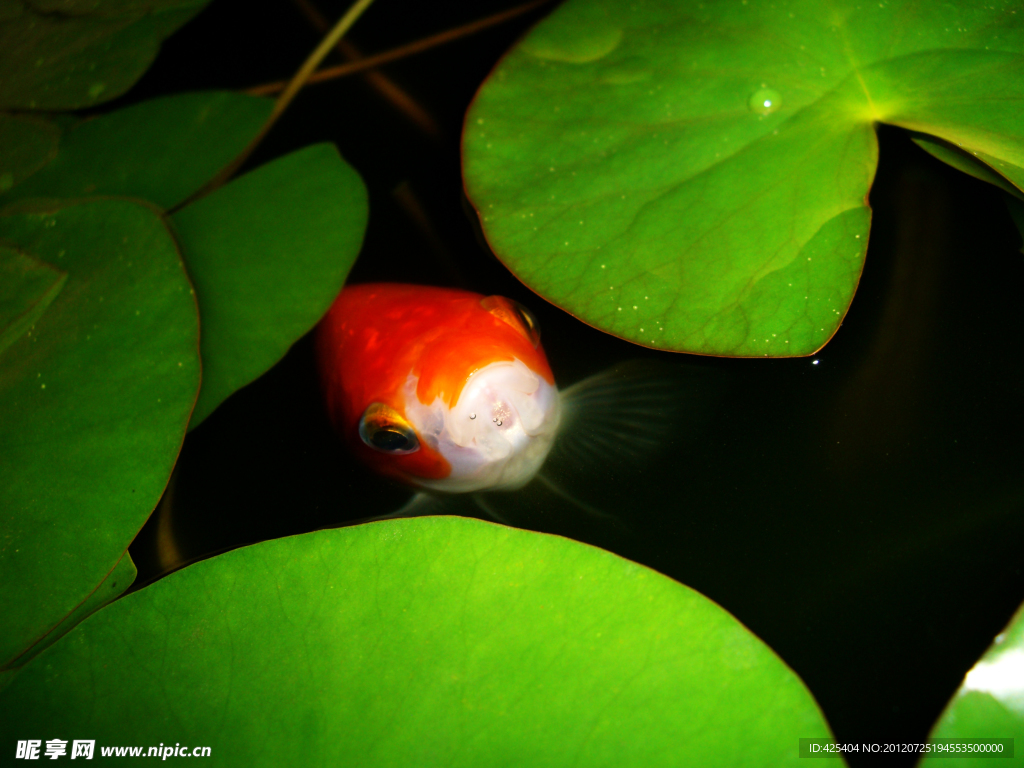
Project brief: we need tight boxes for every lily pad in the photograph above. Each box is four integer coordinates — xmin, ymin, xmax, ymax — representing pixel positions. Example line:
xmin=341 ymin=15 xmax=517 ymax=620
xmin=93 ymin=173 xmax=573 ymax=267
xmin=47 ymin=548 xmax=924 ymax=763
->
xmin=12 ymin=551 xmax=136 ymax=671
xmin=0 ymin=91 xmax=273 ymax=210
xmin=462 ymin=0 xmax=1024 ymax=356
xmin=923 ymin=601 xmax=1024 ymax=766
xmin=0 ymin=199 xmax=199 ymax=669
xmin=911 ymin=135 xmax=1024 ymax=202
xmin=0 ymin=517 xmax=842 ymax=766
xmin=171 ymin=143 xmax=368 ymax=428
xmin=0 ymin=113 xmax=59 ymax=193
xmin=0 ymin=0 xmax=208 ymax=110
xmin=0 ymin=245 xmax=66 ymax=354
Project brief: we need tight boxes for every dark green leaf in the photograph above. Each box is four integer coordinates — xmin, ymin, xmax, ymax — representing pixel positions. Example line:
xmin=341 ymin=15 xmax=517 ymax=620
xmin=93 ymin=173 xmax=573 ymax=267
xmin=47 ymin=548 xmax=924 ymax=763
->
xmin=171 ymin=143 xmax=368 ymax=428
xmin=0 ymin=0 xmax=208 ymax=110
xmin=0 ymin=199 xmax=199 ymax=668
xmin=0 ymin=517 xmax=842 ymax=765
xmin=0 ymin=92 xmax=273 ymax=210
xmin=26 ymin=0 xmax=190 ymax=13
xmin=0 ymin=112 xmax=59 ymax=192
xmin=13 ymin=551 xmax=135 ymax=670
xmin=0 ymin=245 xmax=66 ymax=354
xmin=912 ymin=135 xmax=1024 ymax=201
xmin=923 ymin=602 xmax=1024 ymax=766
xmin=463 ymin=0 xmax=1024 ymax=356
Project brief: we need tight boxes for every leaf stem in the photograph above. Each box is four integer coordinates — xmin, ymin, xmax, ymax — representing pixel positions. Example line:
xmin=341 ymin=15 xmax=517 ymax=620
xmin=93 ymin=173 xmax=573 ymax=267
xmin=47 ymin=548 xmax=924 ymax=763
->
xmin=290 ymin=0 xmax=440 ymax=136
xmin=244 ymin=0 xmax=552 ymax=98
xmin=184 ymin=0 xmax=377 ymax=204
xmin=270 ymin=0 xmax=378 ymax=129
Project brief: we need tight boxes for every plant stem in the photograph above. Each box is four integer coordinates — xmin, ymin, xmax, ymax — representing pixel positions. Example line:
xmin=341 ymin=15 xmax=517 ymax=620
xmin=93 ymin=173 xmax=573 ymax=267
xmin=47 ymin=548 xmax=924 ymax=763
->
xmin=182 ymin=0 xmax=377 ymax=205
xmin=290 ymin=0 xmax=439 ymax=136
xmin=245 ymin=0 xmax=552 ymax=98
xmin=269 ymin=0 xmax=377 ymax=132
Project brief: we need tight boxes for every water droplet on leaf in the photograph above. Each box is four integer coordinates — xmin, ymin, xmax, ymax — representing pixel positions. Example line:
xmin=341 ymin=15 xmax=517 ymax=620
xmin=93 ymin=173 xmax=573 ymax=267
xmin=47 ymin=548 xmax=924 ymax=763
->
xmin=748 ymin=88 xmax=782 ymax=115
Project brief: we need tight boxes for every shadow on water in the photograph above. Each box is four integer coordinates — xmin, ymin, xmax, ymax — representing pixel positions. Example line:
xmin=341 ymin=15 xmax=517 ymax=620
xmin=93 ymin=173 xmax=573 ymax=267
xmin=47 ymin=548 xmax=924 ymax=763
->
xmin=125 ymin=1 xmax=1024 ymax=762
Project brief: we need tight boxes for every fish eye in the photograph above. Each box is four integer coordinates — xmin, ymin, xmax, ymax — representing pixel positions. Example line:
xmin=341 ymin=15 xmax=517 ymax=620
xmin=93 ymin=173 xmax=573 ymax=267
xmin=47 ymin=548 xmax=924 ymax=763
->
xmin=358 ymin=403 xmax=420 ymax=455
xmin=511 ymin=301 xmax=541 ymax=340
xmin=480 ymin=296 xmax=541 ymax=347
xmin=367 ymin=428 xmax=415 ymax=452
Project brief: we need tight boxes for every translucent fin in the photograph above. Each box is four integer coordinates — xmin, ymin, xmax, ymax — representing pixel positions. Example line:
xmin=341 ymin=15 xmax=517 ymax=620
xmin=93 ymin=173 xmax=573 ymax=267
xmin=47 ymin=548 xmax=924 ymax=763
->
xmin=538 ymin=359 xmax=725 ymax=520
xmin=153 ymin=466 xmax=185 ymax=575
xmin=390 ymin=491 xmax=440 ymax=518
xmin=470 ymin=494 xmax=514 ymax=525
xmin=336 ymin=491 xmax=442 ymax=527
xmin=342 ymin=491 xmax=515 ymax=528
xmin=553 ymin=359 xmax=721 ymax=469
xmin=532 ymin=472 xmax=617 ymax=522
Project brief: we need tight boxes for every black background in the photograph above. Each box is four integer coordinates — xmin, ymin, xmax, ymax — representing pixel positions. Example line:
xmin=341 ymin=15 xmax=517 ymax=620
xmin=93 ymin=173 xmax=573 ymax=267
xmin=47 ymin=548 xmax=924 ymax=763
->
xmin=114 ymin=0 xmax=1024 ymax=763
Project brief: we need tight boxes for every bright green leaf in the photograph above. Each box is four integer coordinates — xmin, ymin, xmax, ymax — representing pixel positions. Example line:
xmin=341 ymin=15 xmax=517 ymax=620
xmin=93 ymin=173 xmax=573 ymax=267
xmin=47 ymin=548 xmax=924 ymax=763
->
xmin=0 ymin=517 xmax=842 ymax=765
xmin=0 ymin=199 xmax=199 ymax=669
xmin=0 ymin=245 xmax=66 ymax=354
xmin=171 ymin=143 xmax=368 ymax=428
xmin=0 ymin=112 xmax=59 ymax=192
xmin=923 ymin=601 xmax=1024 ymax=766
xmin=463 ymin=0 xmax=1024 ymax=356
xmin=0 ymin=0 xmax=208 ymax=110
xmin=0 ymin=92 xmax=273 ymax=210
xmin=869 ymin=48 xmax=1024 ymax=193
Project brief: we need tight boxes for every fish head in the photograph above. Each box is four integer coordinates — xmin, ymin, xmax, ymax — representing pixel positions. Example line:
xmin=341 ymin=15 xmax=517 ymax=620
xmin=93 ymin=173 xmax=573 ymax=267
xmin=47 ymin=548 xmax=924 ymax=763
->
xmin=317 ymin=285 xmax=561 ymax=493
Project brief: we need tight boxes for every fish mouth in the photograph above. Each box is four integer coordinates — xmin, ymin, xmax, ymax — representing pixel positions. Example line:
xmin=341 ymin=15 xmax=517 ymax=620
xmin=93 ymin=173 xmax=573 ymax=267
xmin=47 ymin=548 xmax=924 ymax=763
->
xmin=403 ymin=359 xmax=561 ymax=493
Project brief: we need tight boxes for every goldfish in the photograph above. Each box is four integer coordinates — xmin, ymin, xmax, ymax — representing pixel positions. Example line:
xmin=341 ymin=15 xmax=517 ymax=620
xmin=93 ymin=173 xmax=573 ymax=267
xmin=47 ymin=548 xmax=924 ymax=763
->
xmin=316 ymin=282 xmax=717 ymax=521
xmin=316 ymin=283 xmax=560 ymax=494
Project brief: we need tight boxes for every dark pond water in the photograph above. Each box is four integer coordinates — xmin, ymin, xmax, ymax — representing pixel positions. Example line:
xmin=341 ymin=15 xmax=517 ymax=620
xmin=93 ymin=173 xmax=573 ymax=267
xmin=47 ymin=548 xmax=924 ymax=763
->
xmin=122 ymin=0 xmax=1024 ymax=763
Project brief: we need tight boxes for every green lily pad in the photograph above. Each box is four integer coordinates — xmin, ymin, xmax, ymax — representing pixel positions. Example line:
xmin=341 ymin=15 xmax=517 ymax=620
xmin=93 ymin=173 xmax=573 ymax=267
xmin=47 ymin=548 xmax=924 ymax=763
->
xmin=0 ymin=113 xmax=59 ymax=192
xmin=0 ymin=0 xmax=208 ymax=111
xmin=463 ymin=0 xmax=1024 ymax=356
xmin=0 ymin=199 xmax=199 ymax=669
xmin=923 ymin=601 xmax=1024 ymax=766
xmin=171 ymin=143 xmax=368 ymax=428
xmin=0 ymin=517 xmax=842 ymax=765
xmin=0 ymin=245 xmax=66 ymax=354
xmin=0 ymin=92 xmax=273 ymax=210
xmin=912 ymin=135 xmax=1024 ymax=202
xmin=11 ymin=551 xmax=136 ymax=673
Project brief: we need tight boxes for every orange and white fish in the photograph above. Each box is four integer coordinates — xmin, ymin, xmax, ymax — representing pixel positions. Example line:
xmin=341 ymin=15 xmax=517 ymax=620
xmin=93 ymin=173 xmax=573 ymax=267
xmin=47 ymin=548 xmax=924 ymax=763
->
xmin=316 ymin=283 xmax=561 ymax=494
xmin=315 ymin=282 xmax=716 ymax=520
